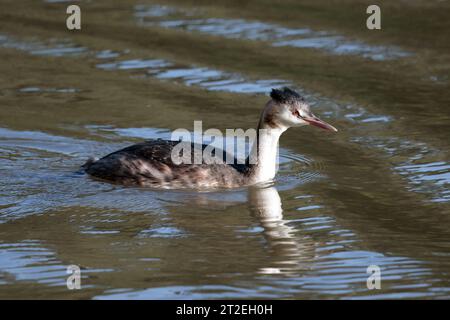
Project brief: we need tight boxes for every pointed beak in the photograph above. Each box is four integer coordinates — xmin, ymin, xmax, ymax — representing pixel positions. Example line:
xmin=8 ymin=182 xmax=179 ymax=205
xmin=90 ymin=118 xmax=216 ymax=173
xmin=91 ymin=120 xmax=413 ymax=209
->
xmin=303 ymin=115 xmax=338 ymax=132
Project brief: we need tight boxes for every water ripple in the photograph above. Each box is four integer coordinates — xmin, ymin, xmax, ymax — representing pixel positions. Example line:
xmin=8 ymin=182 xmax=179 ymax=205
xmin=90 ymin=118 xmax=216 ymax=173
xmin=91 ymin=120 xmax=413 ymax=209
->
xmin=134 ymin=4 xmax=412 ymax=61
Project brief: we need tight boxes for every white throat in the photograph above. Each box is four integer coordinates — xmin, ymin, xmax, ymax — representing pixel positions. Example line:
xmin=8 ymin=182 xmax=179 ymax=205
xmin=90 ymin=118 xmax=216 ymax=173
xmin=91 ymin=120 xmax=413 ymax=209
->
xmin=249 ymin=126 xmax=286 ymax=184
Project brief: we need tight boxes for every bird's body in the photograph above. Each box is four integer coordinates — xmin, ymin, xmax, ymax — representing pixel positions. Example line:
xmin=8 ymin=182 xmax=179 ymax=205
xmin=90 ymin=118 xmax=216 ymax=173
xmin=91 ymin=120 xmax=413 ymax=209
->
xmin=83 ymin=88 xmax=337 ymax=189
xmin=83 ymin=139 xmax=251 ymax=189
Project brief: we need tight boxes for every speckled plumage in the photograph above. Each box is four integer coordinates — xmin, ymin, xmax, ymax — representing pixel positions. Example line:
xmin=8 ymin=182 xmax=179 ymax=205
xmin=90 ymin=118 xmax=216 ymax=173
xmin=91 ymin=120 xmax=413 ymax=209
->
xmin=83 ymin=139 xmax=251 ymax=189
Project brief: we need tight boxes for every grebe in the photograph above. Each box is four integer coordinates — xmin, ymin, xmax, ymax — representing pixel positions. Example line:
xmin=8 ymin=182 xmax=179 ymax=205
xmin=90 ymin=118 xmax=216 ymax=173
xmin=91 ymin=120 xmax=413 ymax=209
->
xmin=83 ymin=88 xmax=337 ymax=189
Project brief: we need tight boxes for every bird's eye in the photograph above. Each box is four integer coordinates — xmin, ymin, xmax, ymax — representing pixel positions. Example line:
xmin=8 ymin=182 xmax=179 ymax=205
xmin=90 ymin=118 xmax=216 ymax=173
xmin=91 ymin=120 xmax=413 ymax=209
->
xmin=292 ymin=109 xmax=301 ymax=118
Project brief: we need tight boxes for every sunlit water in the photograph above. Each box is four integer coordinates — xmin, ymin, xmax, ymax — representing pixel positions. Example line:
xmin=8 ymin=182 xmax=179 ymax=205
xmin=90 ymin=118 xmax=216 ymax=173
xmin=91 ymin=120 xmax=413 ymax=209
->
xmin=134 ymin=4 xmax=411 ymax=61
xmin=0 ymin=0 xmax=449 ymax=299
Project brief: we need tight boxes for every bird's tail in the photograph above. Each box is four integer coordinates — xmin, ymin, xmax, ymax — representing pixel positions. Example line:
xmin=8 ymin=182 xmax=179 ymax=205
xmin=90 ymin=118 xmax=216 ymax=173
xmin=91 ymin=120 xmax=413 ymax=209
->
xmin=81 ymin=156 xmax=98 ymax=170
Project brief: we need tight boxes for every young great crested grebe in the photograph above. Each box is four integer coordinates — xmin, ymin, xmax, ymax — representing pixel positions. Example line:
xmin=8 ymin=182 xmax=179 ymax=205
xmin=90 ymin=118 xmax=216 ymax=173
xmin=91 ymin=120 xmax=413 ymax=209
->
xmin=83 ymin=88 xmax=337 ymax=189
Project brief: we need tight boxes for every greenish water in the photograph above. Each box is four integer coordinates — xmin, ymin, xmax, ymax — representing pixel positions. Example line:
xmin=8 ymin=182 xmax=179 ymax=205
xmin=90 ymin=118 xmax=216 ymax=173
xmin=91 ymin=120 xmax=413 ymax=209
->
xmin=0 ymin=0 xmax=449 ymax=299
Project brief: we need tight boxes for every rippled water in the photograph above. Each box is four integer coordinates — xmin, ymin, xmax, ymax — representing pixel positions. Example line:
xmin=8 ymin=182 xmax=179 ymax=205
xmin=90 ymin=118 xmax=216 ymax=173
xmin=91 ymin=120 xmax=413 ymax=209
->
xmin=134 ymin=4 xmax=411 ymax=60
xmin=0 ymin=0 xmax=449 ymax=299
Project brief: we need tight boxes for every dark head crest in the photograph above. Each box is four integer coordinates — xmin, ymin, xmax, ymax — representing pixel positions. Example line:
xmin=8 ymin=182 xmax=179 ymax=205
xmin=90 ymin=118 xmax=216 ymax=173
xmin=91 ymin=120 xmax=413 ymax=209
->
xmin=270 ymin=87 xmax=304 ymax=104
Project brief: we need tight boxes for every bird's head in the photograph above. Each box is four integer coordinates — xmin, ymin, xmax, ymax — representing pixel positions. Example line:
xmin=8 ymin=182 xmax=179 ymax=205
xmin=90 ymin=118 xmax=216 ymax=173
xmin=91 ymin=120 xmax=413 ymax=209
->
xmin=261 ymin=87 xmax=337 ymax=132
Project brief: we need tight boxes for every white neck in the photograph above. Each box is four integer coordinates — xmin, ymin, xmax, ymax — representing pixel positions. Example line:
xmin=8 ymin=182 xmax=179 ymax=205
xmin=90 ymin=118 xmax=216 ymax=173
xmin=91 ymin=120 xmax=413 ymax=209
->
xmin=248 ymin=126 xmax=286 ymax=184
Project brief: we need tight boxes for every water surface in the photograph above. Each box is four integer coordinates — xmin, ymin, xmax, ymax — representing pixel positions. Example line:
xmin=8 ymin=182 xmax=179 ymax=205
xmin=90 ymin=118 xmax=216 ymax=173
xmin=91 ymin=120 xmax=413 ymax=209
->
xmin=0 ymin=0 xmax=449 ymax=299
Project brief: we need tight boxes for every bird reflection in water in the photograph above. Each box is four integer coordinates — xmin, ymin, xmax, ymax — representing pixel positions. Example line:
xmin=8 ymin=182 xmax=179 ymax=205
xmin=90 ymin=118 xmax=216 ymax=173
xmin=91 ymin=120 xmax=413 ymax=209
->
xmin=248 ymin=185 xmax=316 ymax=275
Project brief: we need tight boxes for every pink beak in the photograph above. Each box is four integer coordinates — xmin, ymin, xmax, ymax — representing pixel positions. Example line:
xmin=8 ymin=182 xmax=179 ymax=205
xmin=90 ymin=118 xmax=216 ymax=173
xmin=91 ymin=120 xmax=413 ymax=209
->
xmin=304 ymin=115 xmax=338 ymax=132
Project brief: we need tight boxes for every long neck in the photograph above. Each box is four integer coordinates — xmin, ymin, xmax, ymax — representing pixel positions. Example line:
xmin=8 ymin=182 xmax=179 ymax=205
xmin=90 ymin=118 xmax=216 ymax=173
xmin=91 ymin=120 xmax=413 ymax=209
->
xmin=246 ymin=119 xmax=286 ymax=184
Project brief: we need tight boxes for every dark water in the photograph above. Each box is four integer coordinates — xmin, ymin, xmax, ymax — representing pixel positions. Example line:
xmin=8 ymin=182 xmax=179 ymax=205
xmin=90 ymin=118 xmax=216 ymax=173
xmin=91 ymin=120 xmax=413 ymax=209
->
xmin=0 ymin=0 xmax=449 ymax=299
